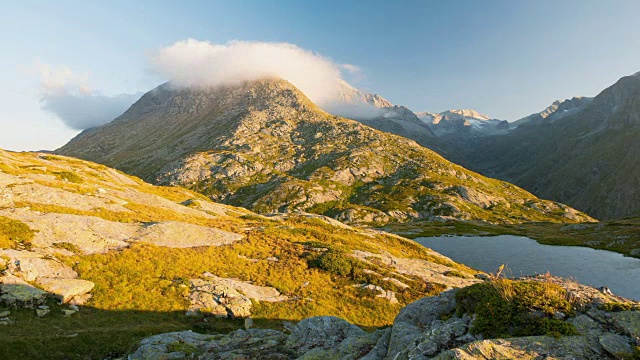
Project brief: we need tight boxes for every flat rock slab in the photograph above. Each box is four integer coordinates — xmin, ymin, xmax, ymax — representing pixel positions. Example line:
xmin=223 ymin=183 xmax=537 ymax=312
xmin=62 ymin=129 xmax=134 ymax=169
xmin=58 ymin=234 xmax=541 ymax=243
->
xmin=36 ymin=278 xmax=95 ymax=303
xmin=599 ymin=333 xmax=633 ymax=357
xmin=0 ymin=249 xmax=77 ymax=281
xmin=135 ymin=221 xmax=242 ymax=248
xmin=0 ymin=275 xmax=48 ymax=308
xmin=0 ymin=209 xmax=135 ymax=254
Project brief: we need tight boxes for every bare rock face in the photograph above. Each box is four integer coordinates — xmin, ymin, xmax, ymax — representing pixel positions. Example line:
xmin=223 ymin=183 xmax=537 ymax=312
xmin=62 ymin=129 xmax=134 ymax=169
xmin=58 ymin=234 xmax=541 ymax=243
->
xmin=0 ymin=249 xmax=77 ymax=282
xmin=453 ymin=186 xmax=504 ymax=209
xmin=134 ymin=221 xmax=242 ymax=248
xmin=284 ymin=316 xmax=367 ymax=357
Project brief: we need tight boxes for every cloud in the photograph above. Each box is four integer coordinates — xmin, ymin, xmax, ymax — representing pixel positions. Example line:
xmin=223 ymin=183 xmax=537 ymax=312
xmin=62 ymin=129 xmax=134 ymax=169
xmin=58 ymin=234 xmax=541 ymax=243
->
xmin=148 ymin=39 xmax=383 ymax=119
xmin=36 ymin=41 xmax=385 ymax=130
xmin=36 ymin=62 xmax=140 ymax=130
xmin=149 ymin=39 xmax=345 ymax=104
xmin=340 ymin=63 xmax=361 ymax=74
xmin=41 ymin=92 xmax=141 ymax=130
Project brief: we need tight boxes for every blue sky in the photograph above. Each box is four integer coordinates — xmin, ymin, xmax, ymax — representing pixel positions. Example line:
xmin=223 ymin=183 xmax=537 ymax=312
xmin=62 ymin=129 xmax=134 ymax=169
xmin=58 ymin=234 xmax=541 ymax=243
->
xmin=2 ymin=0 xmax=640 ymax=151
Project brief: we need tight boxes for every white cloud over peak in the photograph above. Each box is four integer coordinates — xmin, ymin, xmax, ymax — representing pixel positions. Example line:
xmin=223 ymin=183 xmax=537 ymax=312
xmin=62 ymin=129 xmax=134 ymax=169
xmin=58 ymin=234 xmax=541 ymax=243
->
xmin=36 ymin=40 xmax=383 ymax=131
xmin=149 ymin=39 xmax=355 ymax=105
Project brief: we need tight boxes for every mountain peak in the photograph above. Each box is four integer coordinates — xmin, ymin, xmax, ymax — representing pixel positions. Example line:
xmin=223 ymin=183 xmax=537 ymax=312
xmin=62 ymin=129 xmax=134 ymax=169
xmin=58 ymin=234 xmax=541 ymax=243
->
xmin=440 ymin=109 xmax=490 ymax=121
xmin=335 ymin=79 xmax=393 ymax=109
xmin=57 ymin=77 xmax=590 ymax=225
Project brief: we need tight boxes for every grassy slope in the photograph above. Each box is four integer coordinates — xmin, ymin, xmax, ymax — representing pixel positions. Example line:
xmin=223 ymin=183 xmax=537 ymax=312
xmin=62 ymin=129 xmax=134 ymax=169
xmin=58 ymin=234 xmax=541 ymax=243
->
xmin=0 ymin=149 xmax=475 ymax=359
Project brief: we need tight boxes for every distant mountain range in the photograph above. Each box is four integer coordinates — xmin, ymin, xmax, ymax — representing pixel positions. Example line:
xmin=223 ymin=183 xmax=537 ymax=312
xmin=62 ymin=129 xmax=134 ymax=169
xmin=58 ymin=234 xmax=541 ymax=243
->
xmin=324 ymin=74 xmax=640 ymax=220
xmin=57 ymin=78 xmax=591 ymax=225
xmin=450 ymin=73 xmax=640 ymax=220
xmin=57 ymin=70 xmax=640 ymax=221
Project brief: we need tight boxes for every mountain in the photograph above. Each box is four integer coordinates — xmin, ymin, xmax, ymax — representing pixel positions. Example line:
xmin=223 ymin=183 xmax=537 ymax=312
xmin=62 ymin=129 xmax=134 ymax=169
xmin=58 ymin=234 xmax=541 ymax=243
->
xmin=456 ymin=72 xmax=640 ymax=220
xmin=57 ymin=78 xmax=592 ymax=224
xmin=417 ymin=109 xmax=511 ymax=138
xmin=335 ymin=79 xmax=393 ymax=108
xmin=513 ymin=96 xmax=593 ymax=127
xmin=0 ymin=148 xmax=479 ymax=358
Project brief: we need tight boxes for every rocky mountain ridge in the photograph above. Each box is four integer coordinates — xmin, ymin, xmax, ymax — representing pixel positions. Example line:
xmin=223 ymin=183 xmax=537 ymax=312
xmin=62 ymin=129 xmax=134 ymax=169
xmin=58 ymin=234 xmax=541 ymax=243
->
xmin=417 ymin=109 xmax=510 ymax=138
xmin=57 ymin=78 xmax=593 ymax=225
xmin=453 ymin=72 xmax=640 ymax=219
xmin=513 ymin=96 xmax=594 ymax=127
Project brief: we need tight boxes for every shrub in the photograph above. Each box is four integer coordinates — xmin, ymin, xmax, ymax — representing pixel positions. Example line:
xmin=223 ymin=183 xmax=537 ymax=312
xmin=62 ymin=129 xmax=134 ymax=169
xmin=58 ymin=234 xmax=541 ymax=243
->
xmin=314 ymin=251 xmax=353 ymax=276
xmin=455 ymin=279 xmax=578 ymax=338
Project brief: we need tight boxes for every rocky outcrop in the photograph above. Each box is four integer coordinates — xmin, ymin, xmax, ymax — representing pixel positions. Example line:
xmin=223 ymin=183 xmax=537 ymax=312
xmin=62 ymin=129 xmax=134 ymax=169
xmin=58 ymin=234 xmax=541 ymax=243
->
xmin=0 ymin=250 xmax=94 ymax=307
xmin=187 ymin=278 xmax=253 ymax=318
xmin=0 ymin=275 xmax=48 ymax=308
xmin=130 ymin=277 xmax=640 ymax=359
xmin=134 ymin=221 xmax=242 ymax=248
xmin=35 ymin=278 xmax=95 ymax=304
xmin=187 ymin=274 xmax=289 ymax=318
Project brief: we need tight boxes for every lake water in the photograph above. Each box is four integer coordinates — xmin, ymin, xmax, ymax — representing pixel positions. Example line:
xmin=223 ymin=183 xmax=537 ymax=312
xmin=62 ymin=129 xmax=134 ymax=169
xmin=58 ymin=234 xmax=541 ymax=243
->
xmin=415 ymin=235 xmax=640 ymax=301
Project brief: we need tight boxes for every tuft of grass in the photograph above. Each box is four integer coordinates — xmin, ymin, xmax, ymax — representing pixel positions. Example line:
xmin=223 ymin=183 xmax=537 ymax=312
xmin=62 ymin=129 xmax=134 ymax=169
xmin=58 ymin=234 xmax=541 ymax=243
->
xmin=443 ymin=270 xmax=470 ymax=279
xmin=52 ymin=242 xmax=82 ymax=254
xmin=455 ymin=279 xmax=578 ymax=338
xmin=166 ymin=341 xmax=204 ymax=356
xmin=0 ymin=216 xmax=36 ymax=250
xmin=54 ymin=171 xmax=84 ymax=184
xmin=599 ymin=302 xmax=640 ymax=312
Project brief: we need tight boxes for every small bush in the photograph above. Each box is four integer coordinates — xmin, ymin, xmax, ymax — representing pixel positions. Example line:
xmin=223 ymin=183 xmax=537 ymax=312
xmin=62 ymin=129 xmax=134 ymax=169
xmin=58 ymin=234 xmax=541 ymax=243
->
xmin=455 ymin=279 xmax=578 ymax=338
xmin=315 ymin=251 xmax=353 ymax=276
